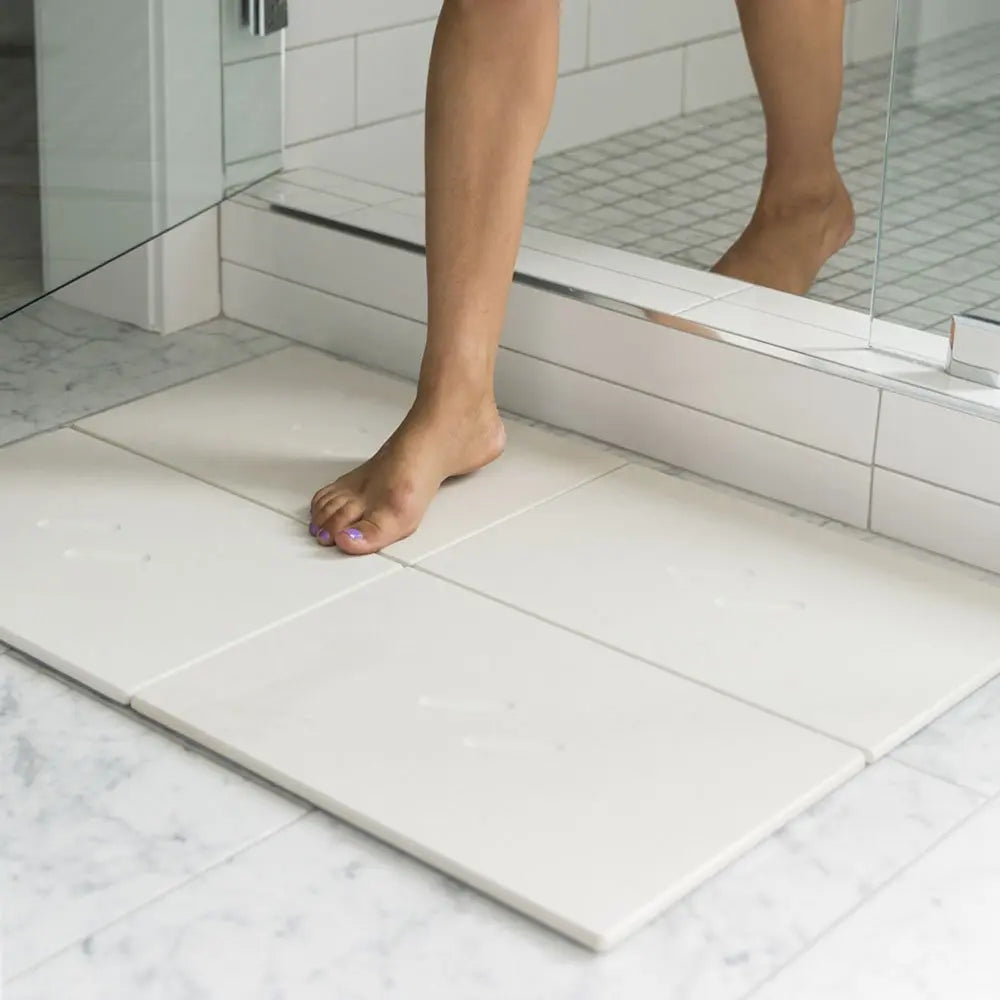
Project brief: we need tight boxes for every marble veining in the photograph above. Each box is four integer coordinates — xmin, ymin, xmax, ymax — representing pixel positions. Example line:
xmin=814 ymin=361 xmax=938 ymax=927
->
xmin=892 ymin=672 xmax=1000 ymax=796
xmin=0 ymin=652 xmax=306 ymax=980
xmin=5 ymin=734 xmax=981 ymax=999
xmin=749 ymin=794 xmax=1000 ymax=999
xmin=0 ymin=302 xmax=285 ymax=447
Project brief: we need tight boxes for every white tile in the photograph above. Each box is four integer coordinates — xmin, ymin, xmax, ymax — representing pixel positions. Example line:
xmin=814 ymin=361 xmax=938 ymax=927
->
xmin=220 ymin=200 xmax=428 ymax=320
xmin=589 ymin=0 xmax=740 ymax=64
xmin=285 ymin=38 xmax=355 ymax=145
xmin=502 ymin=283 xmax=880 ymax=461
xmin=519 ymin=224 xmax=749 ymax=298
xmin=244 ymin=177 xmax=367 ymax=218
xmin=541 ymin=50 xmax=683 ymax=156
xmin=683 ymin=32 xmax=756 ymax=114
xmin=846 ymin=0 xmax=898 ymax=63
xmin=495 ymin=349 xmax=873 ymax=526
xmin=868 ymin=316 xmax=949 ymax=364
xmin=357 ymin=20 xmax=435 ymax=124
xmin=558 ymin=0 xmax=589 ymax=75
xmin=134 ymin=570 xmax=862 ymax=950
xmin=426 ymin=463 xmax=1000 ymax=758
xmin=335 ymin=203 xmax=426 ymax=245
xmin=515 ymin=248 xmax=707 ymax=314
xmin=279 ymin=167 xmax=405 ymax=204
xmin=315 ymin=207 xmax=727 ymax=319
xmin=1 ymin=654 xmax=305 ymax=978
xmin=871 ymin=468 xmax=1000 ymax=575
xmin=0 ymin=430 xmax=394 ymax=701
xmin=722 ymin=285 xmax=873 ymax=340
xmin=284 ymin=112 xmax=426 ymax=193
xmin=8 ymin=759 xmax=982 ymax=1000
xmin=286 ymin=1 xmax=442 ymax=47
xmin=222 ymin=56 xmax=283 ymax=163
xmin=221 ymin=264 xmax=426 ymax=381
xmin=680 ymin=300 xmax=866 ymax=353
xmin=752 ymin=795 xmax=1000 ymax=1000
xmin=876 ymin=393 xmax=1000 ymax=504
xmin=77 ymin=348 xmax=623 ymax=564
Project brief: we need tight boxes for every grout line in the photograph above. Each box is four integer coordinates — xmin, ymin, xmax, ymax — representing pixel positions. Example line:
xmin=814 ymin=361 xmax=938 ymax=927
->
xmin=873 ymin=463 xmax=1000 ymax=510
xmin=867 ymin=391 xmax=884 ymax=530
xmin=412 ymin=562 xmax=872 ymax=760
xmin=888 ymin=754 xmax=993 ymax=801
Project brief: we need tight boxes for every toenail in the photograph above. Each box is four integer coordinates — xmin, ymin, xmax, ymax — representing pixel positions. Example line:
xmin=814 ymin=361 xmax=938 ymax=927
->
xmin=309 ymin=523 xmax=318 ymax=536
xmin=318 ymin=530 xmax=331 ymax=543
xmin=340 ymin=527 xmax=364 ymax=542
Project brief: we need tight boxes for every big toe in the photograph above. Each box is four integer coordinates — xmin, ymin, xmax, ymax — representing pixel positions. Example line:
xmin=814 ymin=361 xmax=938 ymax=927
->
xmin=333 ymin=514 xmax=410 ymax=556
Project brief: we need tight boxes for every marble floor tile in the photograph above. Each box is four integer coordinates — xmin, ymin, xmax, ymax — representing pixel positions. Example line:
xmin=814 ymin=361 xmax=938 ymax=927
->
xmin=76 ymin=347 xmax=624 ymax=563
xmin=751 ymin=795 xmax=1000 ymax=1000
xmin=0 ymin=430 xmax=396 ymax=700
xmin=0 ymin=304 xmax=285 ymax=447
xmin=5 ymin=759 xmax=980 ymax=1000
xmin=892 ymin=672 xmax=1000 ymax=796
xmin=425 ymin=464 xmax=1000 ymax=759
xmin=0 ymin=651 xmax=307 ymax=980
xmin=133 ymin=570 xmax=862 ymax=950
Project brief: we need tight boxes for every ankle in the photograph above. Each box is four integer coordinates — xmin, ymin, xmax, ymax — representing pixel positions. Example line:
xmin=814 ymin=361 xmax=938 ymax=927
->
xmin=413 ymin=378 xmax=497 ymax=422
xmin=417 ymin=354 xmax=496 ymax=413
xmin=759 ymin=164 xmax=847 ymax=214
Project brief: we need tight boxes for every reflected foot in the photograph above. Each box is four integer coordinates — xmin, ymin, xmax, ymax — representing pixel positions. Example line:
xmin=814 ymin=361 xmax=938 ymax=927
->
xmin=309 ymin=395 xmax=506 ymax=555
xmin=712 ymin=173 xmax=855 ymax=296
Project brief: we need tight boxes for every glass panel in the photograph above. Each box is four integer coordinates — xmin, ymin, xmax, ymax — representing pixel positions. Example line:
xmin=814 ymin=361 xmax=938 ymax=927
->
xmin=257 ymin=4 xmax=900 ymax=361
xmin=872 ymin=0 xmax=1000 ymax=344
xmin=0 ymin=0 xmax=283 ymax=320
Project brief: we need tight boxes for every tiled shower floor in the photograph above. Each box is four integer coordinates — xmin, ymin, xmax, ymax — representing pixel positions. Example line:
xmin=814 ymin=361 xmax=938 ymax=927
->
xmin=527 ymin=26 xmax=1000 ymax=335
xmin=6 ymin=301 xmax=1000 ymax=996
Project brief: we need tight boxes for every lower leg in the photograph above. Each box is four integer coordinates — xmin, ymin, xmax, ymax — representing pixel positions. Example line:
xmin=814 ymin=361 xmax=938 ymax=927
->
xmin=310 ymin=0 xmax=560 ymax=554
xmin=713 ymin=0 xmax=854 ymax=294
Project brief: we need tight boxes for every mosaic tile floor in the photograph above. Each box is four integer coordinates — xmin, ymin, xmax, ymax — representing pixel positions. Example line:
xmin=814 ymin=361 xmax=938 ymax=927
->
xmin=527 ymin=26 xmax=1000 ymax=335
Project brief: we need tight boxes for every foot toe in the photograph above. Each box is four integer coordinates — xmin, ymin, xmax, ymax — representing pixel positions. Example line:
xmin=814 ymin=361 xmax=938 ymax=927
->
xmin=315 ymin=499 xmax=365 ymax=541
xmin=333 ymin=515 xmax=407 ymax=555
xmin=311 ymin=492 xmax=350 ymax=529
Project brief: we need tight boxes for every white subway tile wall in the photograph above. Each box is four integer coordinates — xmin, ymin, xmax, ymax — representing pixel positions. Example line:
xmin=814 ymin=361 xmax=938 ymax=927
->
xmin=278 ymin=0 xmax=888 ymax=193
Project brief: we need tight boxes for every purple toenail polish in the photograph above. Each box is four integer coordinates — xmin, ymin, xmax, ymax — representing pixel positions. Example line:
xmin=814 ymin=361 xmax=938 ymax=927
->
xmin=341 ymin=527 xmax=364 ymax=542
xmin=318 ymin=530 xmax=331 ymax=543
xmin=309 ymin=523 xmax=318 ymax=537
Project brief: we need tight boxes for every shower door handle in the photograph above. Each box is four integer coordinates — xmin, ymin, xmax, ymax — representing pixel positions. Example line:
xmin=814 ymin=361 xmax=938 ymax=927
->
xmin=242 ymin=0 xmax=288 ymax=36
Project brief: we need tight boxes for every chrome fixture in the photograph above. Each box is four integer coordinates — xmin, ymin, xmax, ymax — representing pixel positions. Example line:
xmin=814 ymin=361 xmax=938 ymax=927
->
xmin=242 ymin=0 xmax=288 ymax=36
xmin=947 ymin=314 xmax=1000 ymax=388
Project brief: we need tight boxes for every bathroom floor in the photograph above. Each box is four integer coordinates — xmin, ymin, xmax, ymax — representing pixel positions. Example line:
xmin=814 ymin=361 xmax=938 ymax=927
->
xmin=0 ymin=47 xmax=43 ymax=319
xmin=527 ymin=25 xmax=1000 ymax=336
xmin=6 ymin=300 xmax=1000 ymax=997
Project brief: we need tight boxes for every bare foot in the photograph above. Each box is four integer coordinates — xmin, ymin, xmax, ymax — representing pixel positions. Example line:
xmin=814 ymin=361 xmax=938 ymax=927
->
xmin=309 ymin=396 xmax=506 ymax=555
xmin=712 ymin=174 xmax=855 ymax=296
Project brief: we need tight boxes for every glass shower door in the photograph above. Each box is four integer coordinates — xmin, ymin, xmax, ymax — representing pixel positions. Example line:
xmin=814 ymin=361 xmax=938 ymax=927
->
xmin=871 ymin=0 xmax=1000 ymax=363
xmin=0 ymin=0 xmax=284 ymax=319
